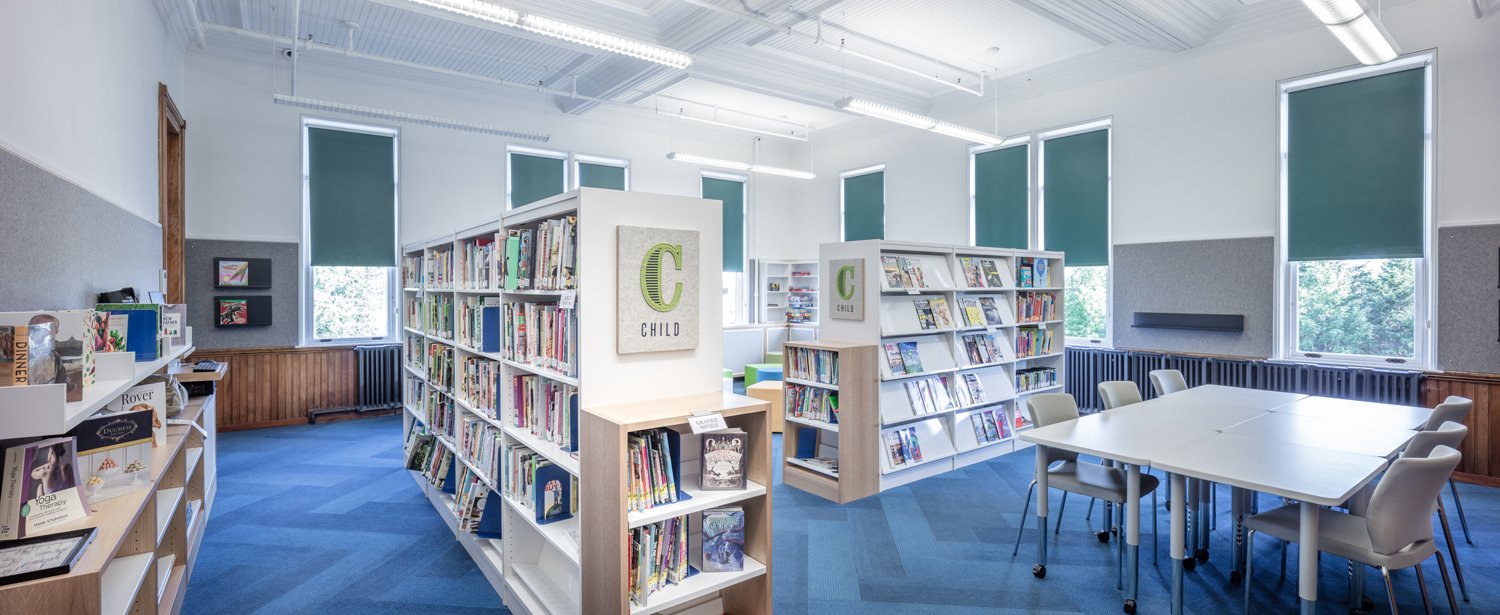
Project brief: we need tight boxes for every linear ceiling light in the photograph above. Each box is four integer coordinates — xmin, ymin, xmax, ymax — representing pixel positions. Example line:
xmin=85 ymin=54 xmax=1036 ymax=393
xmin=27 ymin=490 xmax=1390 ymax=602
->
xmin=402 ymin=0 xmax=691 ymax=68
xmin=273 ymin=94 xmax=550 ymax=141
xmin=1298 ymin=0 xmax=1399 ymax=65
xmin=666 ymin=152 xmax=816 ymax=180
xmin=656 ymin=109 xmax=809 ymax=142
xmin=835 ymin=97 xmax=1004 ymax=146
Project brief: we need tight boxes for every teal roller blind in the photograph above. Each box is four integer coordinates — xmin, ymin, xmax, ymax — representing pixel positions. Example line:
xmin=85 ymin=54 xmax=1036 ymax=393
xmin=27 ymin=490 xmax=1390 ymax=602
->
xmin=1042 ymin=130 xmax=1109 ymax=266
xmin=702 ymin=177 xmax=745 ymax=273
xmin=974 ymin=144 xmax=1029 ymax=249
xmin=578 ymin=162 xmax=627 ymax=190
xmin=509 ymin=153 xmax=565 ymax=208
xmin=1287 ymin=67 xmax=1425 ymax=262
xmin=843 ymin=171 xmax=884 ymax=241
xmin=307 ymin=127 xmax=396 ymax=267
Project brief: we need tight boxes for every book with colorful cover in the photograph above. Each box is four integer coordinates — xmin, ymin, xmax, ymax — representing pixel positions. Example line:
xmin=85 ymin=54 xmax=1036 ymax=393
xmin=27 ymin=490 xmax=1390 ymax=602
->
xmin=982 ymin=410 xmax=1001 ymax=441
xmin=913 ymin=299 xmax=938 ymax=330
xmin=0 ymin=325 xmax=55 ymax=389
xmin=0 ymin=436 xmax=91 ymax=540
xmin=969 ymin=414 xmax=988 ymax=442
xmin=700 ymin=430 xmax=746 ymax=491
xmin=928 ymin=297 xmax=954 ymax=329
xmin=0 ymin=310 xmax=98 ymax=402
xmin=96 ymin=304 xmax=162 ymax=362
xmin=880 ymin=256 xmax=904 ymax=289
xmin=963 ymin=373 xmax=986 ymax=405
xmin=978 ymin=297 xmax=1004 ymax=326
xmin=106 ymin=381 xmax=167 ymax=447
xmin=981 ymin=259 xmax=1005 ymax=287
xmin=701 ymin=506 xmax=745 ymax=572
xmin=70 ymin=407 xmax=153 ymax=502
xmin=1034 ymin=258 xmax=1050 ymax=287
xmin=961 ymin=298 xmax=984 ymax=327
xmin=882 ymin=343 xmax=906 ymax=375
xmin=960 ymin=257 xmax=982 ymax=288
xmin=896 ymin=342 xmax=923 ymax=374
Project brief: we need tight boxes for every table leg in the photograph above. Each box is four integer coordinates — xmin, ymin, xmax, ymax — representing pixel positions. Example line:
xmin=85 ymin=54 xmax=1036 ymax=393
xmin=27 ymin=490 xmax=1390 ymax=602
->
xmin=1125 ymin=463 xmax=1141 ymax=614
xmin=1299 ymin=501 xmax=1318 ymax=614
xmin=1347 ymin=486 xmax=1371 ymax=609
xmin=1171 ymin=473 xmax=1187 ymax=615
xmin=1230 ymin=486 xmax=1247 ymax=584
xmin=1195 ymin=479 xmax=1210 ymax=562
xmin=1034 ymin=445 xmax=1049 ymax=579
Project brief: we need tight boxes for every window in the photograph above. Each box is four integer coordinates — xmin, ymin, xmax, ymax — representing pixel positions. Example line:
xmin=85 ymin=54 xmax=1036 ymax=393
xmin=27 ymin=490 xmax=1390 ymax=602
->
xmin=301 ymin=118 xmax=399 ymax=345
xmin=1039 ymin=121 xmax=1112 ymax=346
xmin=841 ymin=165 xmax=885 ymax=241
xmin=1279 ymin=54 xmax=1432 ymax=367
xmin=508 ymin=145 xmax=567 ymax=208
xmin=574 ymin=154 xmax=629 ymax=190
xmin=970 ymin=139 xmax=1030 ymax=249
xmin=702 ymin=173 xmax=747 ymax=325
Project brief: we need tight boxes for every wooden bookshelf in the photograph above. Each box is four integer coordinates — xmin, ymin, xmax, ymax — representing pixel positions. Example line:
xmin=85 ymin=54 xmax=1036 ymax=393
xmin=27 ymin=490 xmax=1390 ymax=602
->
xmin=0 ymin=359 xmax=220 ymax=615
xmin=779 ymin=341 xmax=879 ymax=504
xmin=814 ymin=240 xmax=1065 ymax=493
xmin=582 ymin=392 xmax=772 ymax=615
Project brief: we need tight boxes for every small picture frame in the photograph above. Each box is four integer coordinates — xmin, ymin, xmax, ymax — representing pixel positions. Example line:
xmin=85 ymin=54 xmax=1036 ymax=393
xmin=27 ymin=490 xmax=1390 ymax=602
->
xmin=0 ymin=527 xmax=97 ymax=586
xmin=214 ymin=257 xmax=272 ymax=288
xmin=215 ymin=296 xmax=273 ymax=327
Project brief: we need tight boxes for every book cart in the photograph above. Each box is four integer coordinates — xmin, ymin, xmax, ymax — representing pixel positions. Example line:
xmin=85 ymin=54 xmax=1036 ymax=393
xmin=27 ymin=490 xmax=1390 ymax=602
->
xmin=0 ymin=342 xmax=221 ymax=615
xmin=777 ymin=341 xmax=879 ymax=503
xmin=401 ymin=188 xmax=772 ymax=615
xmin=808 ymin=240 xmax=1065 ymax=495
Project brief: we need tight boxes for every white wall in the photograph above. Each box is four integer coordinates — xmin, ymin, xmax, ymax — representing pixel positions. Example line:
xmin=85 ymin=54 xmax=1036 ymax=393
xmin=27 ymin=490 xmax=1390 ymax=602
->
xmin=772 ymin=1 xmax=1500 ymax=255
xmin=0 ymin=0 xmax=185 ymax=224
xmin=183 ymin=46 xmax=802 ymax=263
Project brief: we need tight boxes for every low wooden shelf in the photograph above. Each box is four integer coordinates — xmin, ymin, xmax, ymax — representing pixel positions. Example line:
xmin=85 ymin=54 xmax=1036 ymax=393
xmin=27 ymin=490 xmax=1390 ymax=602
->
xmin=779 ymin=341 xmax=879 ymax=504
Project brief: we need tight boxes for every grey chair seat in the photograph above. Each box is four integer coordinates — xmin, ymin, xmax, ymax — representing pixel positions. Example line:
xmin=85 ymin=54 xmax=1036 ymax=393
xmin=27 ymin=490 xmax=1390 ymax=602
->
xmin=1244 ymin=504 xmax=1437 ymax=571
xmin=1046 ymin=460 xmax=1161 ymax=504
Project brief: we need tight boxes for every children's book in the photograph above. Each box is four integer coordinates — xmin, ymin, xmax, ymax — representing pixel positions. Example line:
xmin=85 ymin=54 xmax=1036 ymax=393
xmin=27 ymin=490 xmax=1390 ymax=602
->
xmin=961 ymin=298 xmax=985 ymax=327
xmin=981 ymin=259 xmax=1005 ymax=288
xmin=896 ymin=342 xmax=923 ymax=373
xmin=701 ymin=507 xmax=745 ymax=572
xmin=883 ymin=343 xmax=906 ymax=375
xmin=979 ymin=297 xmax=1004 ymax=326
xmin=880 ymin=256 xmax=904 ymax=289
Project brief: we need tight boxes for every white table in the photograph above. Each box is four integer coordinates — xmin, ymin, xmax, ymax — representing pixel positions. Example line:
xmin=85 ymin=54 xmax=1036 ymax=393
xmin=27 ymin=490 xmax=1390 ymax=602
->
xmin=1020 ymin=413 xmax=1220 ymax=612
xmin=1270 ymin=396 xmax=1433 ymax=431
xmin=1109 ymin=395 xmax=1268 ymax=431
xmin=1225 ymin=412 xmax=1417 ymax=458
xmin=1153 ymin=432 xmax=1389 ymax=615
xmin=1166 ymin=384 xmax=1307 ymax=410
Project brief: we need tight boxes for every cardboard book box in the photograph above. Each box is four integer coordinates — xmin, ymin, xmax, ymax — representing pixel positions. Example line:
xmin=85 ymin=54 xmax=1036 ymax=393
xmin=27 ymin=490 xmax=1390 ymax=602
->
xmin=0 ymin=310 xmax=99 ymax=402
xmin=68 ymin=408 xmax=154 ymax=503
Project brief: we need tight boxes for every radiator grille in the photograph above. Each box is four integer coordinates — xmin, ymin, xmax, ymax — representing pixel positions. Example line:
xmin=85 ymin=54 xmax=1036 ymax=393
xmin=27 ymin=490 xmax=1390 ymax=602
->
xmin=1066 ymin=348 xmax=1422 ymax=410
xmin=355 ymin=344 xmax=403 ymax=411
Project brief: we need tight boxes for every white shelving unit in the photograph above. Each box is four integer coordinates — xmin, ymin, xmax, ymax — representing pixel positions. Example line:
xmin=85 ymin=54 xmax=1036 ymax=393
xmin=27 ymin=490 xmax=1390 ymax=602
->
xmin=818 ymin=240 xmax=1065 ymax=492
xmin=756 ymin=259 xmax=819 ymax=325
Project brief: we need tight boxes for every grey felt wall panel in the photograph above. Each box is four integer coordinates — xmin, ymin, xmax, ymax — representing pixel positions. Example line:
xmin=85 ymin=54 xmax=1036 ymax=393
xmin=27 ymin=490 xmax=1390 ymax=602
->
xmin=185 ymin=239 xmax=300 ymax=350
xmin=1437 ymin=224 xmax=1500 ymax=374
xmin=1112 ymin=237 xmax=1275 ymax=358
xmin=0 ymin=146 xmax=162 ymax=311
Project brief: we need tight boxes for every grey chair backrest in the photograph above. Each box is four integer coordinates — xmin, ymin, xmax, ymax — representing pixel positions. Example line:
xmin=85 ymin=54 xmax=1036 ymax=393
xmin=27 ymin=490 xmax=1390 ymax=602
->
xmin=1424 ymin=396 xmax=1472 ymax=431
xmin=1025 ymin=393 xmax=1081 ymax=463
xmin=1366 ymin=445 xmax=1461 ymax=555
xmin=1148 ymin=369 xmax=1188 ymax=397
xmin=1401 ymin=421 xmax=1467 ymax=460
xmin=1098 ymin=381 xmax=1143 ymax=410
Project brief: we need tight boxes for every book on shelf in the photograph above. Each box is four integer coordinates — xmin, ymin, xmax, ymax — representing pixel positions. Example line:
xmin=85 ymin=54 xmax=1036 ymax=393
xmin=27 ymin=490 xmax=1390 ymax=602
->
xmin=882 ymin=343 xmax=905 ymax=376
xmin=160 ymin=304 xmax=186 ymax=348
xmin=458 ymin=295 xmax=500 ymax=350
xmin=959 ymin=257 xmax=981 ymax=288
xmin=501 ymin=302 xmax=578 ymax=377
xmin=425 ymin=248 xmax=454 ymax=289
xmin=427 ymin=387 xmax=456 ymax=439
xmin=880 ymin=255 xmax=927 ymax=289
xmin=901 ymin=376 xmax=953 ymax=415
xmin=894 ymin=341 xmax=923 ymax=374
xmin=501 ymin=217 xmax=578 ymax=292
xmin=960 ymin=332 xmax=1005 ymax=366
xmin=700 ymin=430 xmax=747 ymax=491
xmin=959 ymin=298 xmax=985 ymax=328
xmin=1016 ymin=292 xmax=1056 ymax=323
xmin=881 ymin=427 xmax=924 ymax=469
xmin=104 ymin=381 xmax=167 ymax=447
xmin=403 ymin=254 xmax=422 ymax=288
xmin=454 ymin=464 xmax=499 ymax=535
xmin=786 ymin=347 xmax=839 ymax=385
xmin=96 ymin=303 xmax=163 ymax=362
xmin=1017 ymin=257 xmax=1049 ymax=288
xmin=426 ymin=343 xmax=455 ymax=391
xmin=0 ymin=324 xmax=55 ymax=390
xmin=0 ymin=436 xmax=91 ymax=540
xmin=793 ymin=457 xmax=838 ymax=474
xmin=1016 ymin=327 xmax=1053 ymax=358
xmin=980 ymin=259 xmax=1005 ymax=288
xmin=460 ymin=356 xmax=499 ymax=415
xmin=69 ymin=406 xmax=153 ymax=503
xmin=459 ymin=415 xmax=501 ymax=479
xmin=700 ymin=506 xmax=745 ymax=573
xmin=785 ymin=308 xmax=814 ymax=324
xmin=509 ymin=374 xmax=579 ymax=452
xmin=911 ymin=296 xmax=955 ymax=331
xmin=462 ymin=235 xmax=496 ymax=289
xmin=785 ymin=383 xmax=838 ymax=424
xmin=978 ymin=297 xmax=1005 ymax=326
xmin=969 ymin=408 xmax=1011 ymax=445
xmin=629 ymin=514 xmax=693 ymax=607
xmin=627 ymin=428 xmax=689 ymax=513
xmin=425 ymin=294 xmax=455 ymax=339
xmin=1016 ymin=367 xmax=1058 ymax=392
xmin=954 ymin=372 xmax=987 ymax=407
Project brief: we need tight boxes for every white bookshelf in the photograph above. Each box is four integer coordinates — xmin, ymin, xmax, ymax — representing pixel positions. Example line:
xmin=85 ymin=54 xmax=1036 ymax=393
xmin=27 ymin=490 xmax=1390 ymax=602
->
xmin=757 ymin=259 xmax=819 ymax=325
xmin=817 ymin=240 xmax=1065 ymax=492
xmin=403 ymin=189 xmax=767 ymax=615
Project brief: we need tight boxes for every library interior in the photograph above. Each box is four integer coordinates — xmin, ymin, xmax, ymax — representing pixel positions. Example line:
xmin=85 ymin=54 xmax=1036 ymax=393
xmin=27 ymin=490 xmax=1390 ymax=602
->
xmin=1 ymin=0 xmax=1498 ymax=613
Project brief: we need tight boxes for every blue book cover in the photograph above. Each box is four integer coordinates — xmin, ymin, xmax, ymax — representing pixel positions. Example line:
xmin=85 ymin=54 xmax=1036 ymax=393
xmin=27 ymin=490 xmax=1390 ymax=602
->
xmin=795 ymin=427 xmax=818 ymax=458
xmin=565 ymin=393 xmax=579 ymax=453
xmin=533 ymin=463 xmax=573 ymax=525
xmin=701 ymin=507 xmax=745 ymax=572
xmin=98 ymin=305 xmax=160 ymax=362
xmin=480 ymin=305 xmax=501 ymax=353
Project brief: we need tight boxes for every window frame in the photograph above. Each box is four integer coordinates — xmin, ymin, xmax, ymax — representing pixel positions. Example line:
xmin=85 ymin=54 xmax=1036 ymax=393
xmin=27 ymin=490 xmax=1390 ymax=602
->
xmin=968 ymin=136 xmax=1033 ymax=248
xmin=1037 ymin=118 xmax=1114 ymax=348
xmin=839 ymin=164 xmax=886 ymax=241
xmin=572 ymin=152 xmax=631 ymax=190
xmin=1274 ymin=52 xmax=1435 ymax=370
xmin=702 ymin=170 xmax=750 ymax=325
xmin=299 ymin=116 xmax=401 ymax=347
xmin=506 ymin=144 xmax=569 ymax=209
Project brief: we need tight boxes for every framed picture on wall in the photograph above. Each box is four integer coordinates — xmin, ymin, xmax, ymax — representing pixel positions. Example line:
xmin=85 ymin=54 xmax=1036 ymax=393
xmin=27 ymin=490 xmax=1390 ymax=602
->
xmin=215 ymin=296 xmax=272 ymax=327
xmin=214 ymin=257 xmax=272 ymax=288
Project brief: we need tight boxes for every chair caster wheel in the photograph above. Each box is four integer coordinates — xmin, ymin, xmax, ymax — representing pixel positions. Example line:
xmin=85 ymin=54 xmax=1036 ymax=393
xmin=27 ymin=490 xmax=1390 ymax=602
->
xmin=1097 ymin=531 xmax=1111 ymax=543
xmin=1183 ymin=558 xmax=1197 ymax=572
xmin=1123 ymin=599 xmax=1136 ymax=614
xmin=1195 ymin=548 xmax=1209 ymax=562
xmin=1229 ymin=570 xmax=1242 ymax=585
xmin=1033 ymin=564 xmax=1046 ymax=578
xmin=1361 ymin=596 xmax=1373 ymax=611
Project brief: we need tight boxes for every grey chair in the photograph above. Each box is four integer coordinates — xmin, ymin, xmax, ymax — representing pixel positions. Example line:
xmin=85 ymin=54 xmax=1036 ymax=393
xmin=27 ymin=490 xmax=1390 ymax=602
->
xmin=1148 ymin=369 xmax=1188 ymax=397
xmin=1011 ymin=393 xmax=1161 ymax=582
xmin=1074 ymin=382 xmax=1159 ymax=565
xmin=1424 ymin=396 xmax=1473 ymax=545
xmin=1243 ymin=445 xmax=1463 ymax=614
xmin=1401 ymin=421 xmax=1470 ymax=602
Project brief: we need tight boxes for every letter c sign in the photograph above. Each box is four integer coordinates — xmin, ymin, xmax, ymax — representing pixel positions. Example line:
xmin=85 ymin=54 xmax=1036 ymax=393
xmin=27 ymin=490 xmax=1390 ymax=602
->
xmin=640 ymin=243 xmax=684 ymax=312
xmin=836 ymin=264 xmax=858 ymax=301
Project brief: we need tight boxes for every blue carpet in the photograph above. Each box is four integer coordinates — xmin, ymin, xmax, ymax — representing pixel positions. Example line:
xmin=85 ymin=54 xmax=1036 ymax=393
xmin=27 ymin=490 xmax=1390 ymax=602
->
xmin=187 ymin=415 xmax=1497 ymax=614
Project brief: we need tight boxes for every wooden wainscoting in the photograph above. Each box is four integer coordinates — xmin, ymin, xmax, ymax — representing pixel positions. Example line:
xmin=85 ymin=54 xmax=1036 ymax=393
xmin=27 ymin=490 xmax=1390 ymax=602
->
xmin=1422 ymin=371 xmax=1500 ymax=486
xmin=192 ymin=346 xmax=360 ymax=431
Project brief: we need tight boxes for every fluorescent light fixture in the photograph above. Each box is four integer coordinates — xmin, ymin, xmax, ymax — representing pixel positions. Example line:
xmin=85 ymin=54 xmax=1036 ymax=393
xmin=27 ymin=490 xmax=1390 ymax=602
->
xmin=273 ymin=94 xmax=550 ymax=141
xmin=656 ymin=109 xmax=809 ymax=142
xmin=835 ymin=97 xmax=1004 ymax=146
xmin=666 ymin=152 xmax=815 ymax=180
xmin=1298 ymin=0 xmax=1399 ymax=65
xmin=401 ymin=0 xmax=692 ymax=69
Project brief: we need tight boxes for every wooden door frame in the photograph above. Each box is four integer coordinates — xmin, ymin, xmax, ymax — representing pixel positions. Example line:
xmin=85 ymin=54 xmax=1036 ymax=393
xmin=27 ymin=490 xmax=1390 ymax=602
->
xmin=159 ymin=83 xmax=187 ymax=303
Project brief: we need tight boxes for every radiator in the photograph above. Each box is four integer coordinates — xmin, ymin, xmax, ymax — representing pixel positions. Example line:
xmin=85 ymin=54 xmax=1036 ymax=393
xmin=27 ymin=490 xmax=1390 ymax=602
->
xmin=355 ymin=344 xmax=403 ymax=411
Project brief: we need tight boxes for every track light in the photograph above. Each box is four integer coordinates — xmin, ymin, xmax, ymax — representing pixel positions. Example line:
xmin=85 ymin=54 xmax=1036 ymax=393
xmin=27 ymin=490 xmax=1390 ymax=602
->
xmin=1298 ymin=0 xmax=1399 ymax=65
xmin=666 ymin=152 xmax=816 ymax=180
xmin=401 ymin=0 xmax=692 ymax=69
xmin=834 ymin=98 xmax=1004 ymax=146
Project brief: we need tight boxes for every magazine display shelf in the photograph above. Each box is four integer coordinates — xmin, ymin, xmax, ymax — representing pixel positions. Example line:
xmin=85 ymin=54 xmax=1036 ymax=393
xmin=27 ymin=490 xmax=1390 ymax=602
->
xmin=0 ymin=357 xmax=221 ymax=615
xmin=778 ymin=341 xmax=879 ymax=504
xmin=582 ymin=392 xmax=771 ymax=615
xmin=402 ymin=189 xmax=737 ymax=615
xmin=0 ymin=344 xmax=196 ymax=439
xmin=815 ymin=240 xmax=1065 ymax=493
